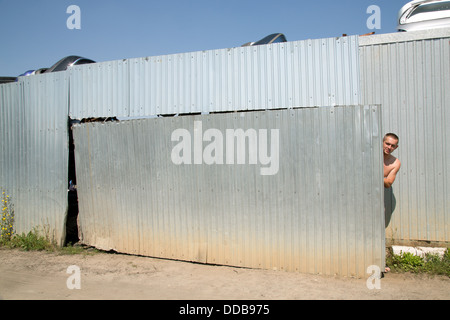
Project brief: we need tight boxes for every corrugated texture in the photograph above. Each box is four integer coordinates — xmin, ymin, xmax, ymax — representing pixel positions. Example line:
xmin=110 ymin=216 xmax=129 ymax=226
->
xmin=0 ymin=73 xmax=69 ymax=244
xmin=69 ymin=36 xmax=360 ymax=119
xmin=360 ymin=32 xmax=450 ymax=243
xmin=69 ymin=59 xmax=130 ymax=118
xmin=73 ymin=105 xmax=383 ymax=277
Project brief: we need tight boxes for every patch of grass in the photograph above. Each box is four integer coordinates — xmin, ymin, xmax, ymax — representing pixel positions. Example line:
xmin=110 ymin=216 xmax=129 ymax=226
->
xmin=59 ymin=242 xmax=99 ymax=255
xmin=386 ymin=248 xmax=450 ymax=277
xmin=5 ymin=227 xmax=57 ymax=251
xmin=422 ymin=250 xmax=450 ymax=276
xmin=2 ymin=230 xmax=99 ymax=255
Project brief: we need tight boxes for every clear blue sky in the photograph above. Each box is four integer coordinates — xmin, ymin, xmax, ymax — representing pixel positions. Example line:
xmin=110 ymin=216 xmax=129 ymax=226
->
xmin=1 ymin=0 xmax=409 ymax=76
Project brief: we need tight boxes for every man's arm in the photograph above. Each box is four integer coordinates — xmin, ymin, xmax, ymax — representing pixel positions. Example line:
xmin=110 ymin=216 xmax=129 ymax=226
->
xmin=384 ymin=159 xmax=401 ymax=188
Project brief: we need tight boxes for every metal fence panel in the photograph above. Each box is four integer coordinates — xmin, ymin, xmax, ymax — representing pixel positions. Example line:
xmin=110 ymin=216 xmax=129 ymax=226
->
xmin=69 ymin=59 xmax=130 ymax=119
xmin=360 ymin=30 xmax=450 ymax=243
xmin=69 ymin=36 xmax=360 ymax=119
xmin=0 ymin=73 xmax=69 ymax=244
xmin=73 ymin=105 xmax=383 ymax=277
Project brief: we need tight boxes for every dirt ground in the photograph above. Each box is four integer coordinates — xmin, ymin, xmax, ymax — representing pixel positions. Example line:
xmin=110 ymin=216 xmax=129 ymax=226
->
xmin=0 ymin=247 xmax=449 ymax=301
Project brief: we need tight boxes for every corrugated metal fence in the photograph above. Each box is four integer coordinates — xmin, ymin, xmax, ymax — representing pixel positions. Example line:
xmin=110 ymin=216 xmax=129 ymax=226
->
xmin=69 ymin=36 xmax=360 ymax=119
xmin=0 ymin=73 xmax=68 ymax=244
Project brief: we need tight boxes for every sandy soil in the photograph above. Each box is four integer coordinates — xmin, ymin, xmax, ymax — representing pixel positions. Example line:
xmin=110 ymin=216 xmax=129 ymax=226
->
xmin=0 ymin=247 xmax=449 ymax=301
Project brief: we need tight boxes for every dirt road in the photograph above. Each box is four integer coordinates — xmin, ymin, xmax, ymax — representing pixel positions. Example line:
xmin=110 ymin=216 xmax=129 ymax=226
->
xmin=0 ymin=248 xmax=449 ymax=300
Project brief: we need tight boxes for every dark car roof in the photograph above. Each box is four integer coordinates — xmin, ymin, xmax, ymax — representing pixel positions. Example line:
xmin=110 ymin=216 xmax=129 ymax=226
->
xmin=252 ymin=33 xmax=287 ymax=46
xmin=45 ymin=55 xmax=95 ymax=73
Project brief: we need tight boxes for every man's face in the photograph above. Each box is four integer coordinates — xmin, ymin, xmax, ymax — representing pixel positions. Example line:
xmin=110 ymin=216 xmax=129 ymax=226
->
xmin=383 ymin=136 xmax=398 ymax=155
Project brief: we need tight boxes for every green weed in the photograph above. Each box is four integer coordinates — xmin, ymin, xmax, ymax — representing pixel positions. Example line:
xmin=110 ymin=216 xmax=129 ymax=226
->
xmin=386 ymin=249 xmax=450 ymax=277
xmin=7 ymin=227 xmax=56 ymax=251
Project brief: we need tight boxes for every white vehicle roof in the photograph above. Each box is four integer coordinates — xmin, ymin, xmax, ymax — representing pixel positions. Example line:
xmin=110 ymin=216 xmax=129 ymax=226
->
xmin=398 ymin=0 xmax=450 ymax=31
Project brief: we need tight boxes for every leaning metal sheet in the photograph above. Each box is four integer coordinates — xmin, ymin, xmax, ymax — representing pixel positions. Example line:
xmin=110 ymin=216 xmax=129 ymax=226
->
xmin=72 ymin=105 xmax=383 ymax=277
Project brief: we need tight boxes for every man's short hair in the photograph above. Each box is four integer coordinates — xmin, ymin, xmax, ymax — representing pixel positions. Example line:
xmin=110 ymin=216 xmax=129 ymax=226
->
xmin=384 ymin=133 xmax=399 ymax=142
